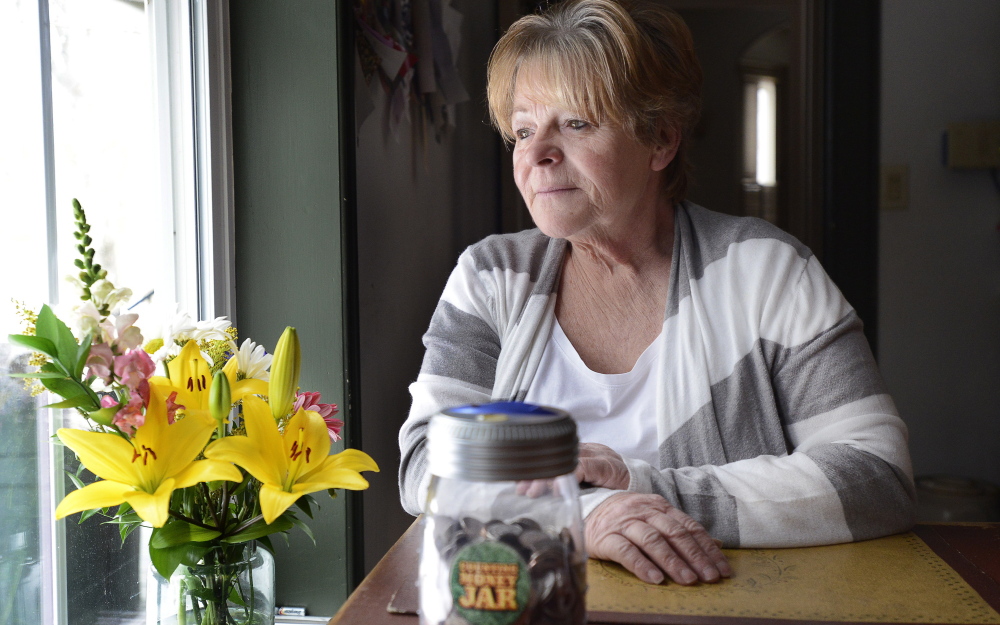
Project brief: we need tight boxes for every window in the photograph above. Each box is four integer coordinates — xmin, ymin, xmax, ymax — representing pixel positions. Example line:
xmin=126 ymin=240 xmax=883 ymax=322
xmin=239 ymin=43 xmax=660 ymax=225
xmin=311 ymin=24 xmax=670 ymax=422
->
xmin=740 ymin=25 xmax=789 ymax=226
xmin=0 ymin=1 xmax=230 ymax=622
xmin=742 ymin=75 xmax=780 ymax=224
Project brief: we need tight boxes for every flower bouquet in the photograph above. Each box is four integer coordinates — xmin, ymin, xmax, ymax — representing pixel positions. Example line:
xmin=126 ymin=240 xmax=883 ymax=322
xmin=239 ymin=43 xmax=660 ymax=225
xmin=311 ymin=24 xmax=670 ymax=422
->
xmin=8 ymin=200 xmax=378 ymax=624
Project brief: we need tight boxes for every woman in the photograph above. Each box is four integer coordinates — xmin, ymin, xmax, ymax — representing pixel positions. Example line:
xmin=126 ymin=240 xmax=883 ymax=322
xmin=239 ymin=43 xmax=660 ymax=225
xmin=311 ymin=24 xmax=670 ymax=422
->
xmin=399 ymin=0 xmax=914 ymax=586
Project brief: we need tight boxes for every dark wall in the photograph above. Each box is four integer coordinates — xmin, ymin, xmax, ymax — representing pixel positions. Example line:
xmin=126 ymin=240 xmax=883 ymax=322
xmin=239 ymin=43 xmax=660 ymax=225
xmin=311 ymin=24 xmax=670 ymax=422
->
xmin=353 ymin=0 xmax=502 ymax=573
xmin=680 ymin=8 xmax=791 ymax=217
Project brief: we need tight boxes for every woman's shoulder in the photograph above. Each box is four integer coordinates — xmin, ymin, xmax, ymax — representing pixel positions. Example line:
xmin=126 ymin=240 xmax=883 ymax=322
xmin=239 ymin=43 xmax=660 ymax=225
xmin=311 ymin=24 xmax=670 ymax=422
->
xmin=460 ymin=228 xmax=564 ymax=280
xmin=679 ymin=201 xmax=813 ymax=261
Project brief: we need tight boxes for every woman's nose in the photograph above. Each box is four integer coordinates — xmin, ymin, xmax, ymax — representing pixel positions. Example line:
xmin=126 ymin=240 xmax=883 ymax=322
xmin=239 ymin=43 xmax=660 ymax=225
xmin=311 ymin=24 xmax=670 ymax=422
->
xmin=526 ymin=130 xmax=562 ymax=166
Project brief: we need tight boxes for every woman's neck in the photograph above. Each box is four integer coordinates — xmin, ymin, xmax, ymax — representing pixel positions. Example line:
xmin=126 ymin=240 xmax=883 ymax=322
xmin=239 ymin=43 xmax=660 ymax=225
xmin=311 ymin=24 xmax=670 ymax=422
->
xmin=565 ymin=200 xmax=676 ymax=276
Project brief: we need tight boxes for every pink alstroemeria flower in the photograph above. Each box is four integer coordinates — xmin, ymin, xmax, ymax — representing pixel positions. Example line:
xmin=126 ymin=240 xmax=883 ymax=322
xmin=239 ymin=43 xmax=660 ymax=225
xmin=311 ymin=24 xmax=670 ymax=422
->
xmin=100 ymin=312 xmax=143 ymax=352
xmin=115 ymin=349 xmax=156 ymax=391
xmin=292 ymin=391 xmax=343 ymax=442
xmin=106 ymin=350 xmax=157 ymax=436
xmin=113 ymin=393 xmax=146 ymax=436
xmin=85 ymin=342 xmax=116 ymax=385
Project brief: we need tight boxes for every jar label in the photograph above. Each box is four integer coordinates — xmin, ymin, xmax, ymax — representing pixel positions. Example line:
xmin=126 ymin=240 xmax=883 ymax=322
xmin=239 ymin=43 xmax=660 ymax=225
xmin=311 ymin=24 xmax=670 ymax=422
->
xmin=450 ymin=541 xmax=530 ymax=625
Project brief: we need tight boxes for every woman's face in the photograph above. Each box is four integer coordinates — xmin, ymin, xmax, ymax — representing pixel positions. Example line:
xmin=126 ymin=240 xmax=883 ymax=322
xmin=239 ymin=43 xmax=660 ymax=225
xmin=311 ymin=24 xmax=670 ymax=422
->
xmin=510 ymin=79 xmax=675 ymax=243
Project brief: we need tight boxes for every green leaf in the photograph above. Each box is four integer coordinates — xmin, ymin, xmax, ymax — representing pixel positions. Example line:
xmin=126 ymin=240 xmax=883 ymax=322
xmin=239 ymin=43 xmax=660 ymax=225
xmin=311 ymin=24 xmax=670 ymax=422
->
xmin=115 ymin=510 xmax=142 ymax=525
xmin=7 ymin=334 xmax=59 ymax=361
xmin=149 ymin=541 xmax=210 ymax=580
xmin=222 ymin=516 xmax=293 ymax=544
xmin=256 ymin=535 xmax=275 ymax=556
xmin=289 ymin=514 xmax=316 ymax=546
xmin=228 ymin=474 xmax=252 ymax=499
xmin=65 ymin=470 xmax=86 ymax=492
xmin=79 ymin=507 xmax=99 ymax=523
xmin=39 ymin=376 xmax=84 ymax=400
xmin=7 ymin=371 xmax=66 ymax=379
xmin=295 ymin=494 xmax=315 ymax=519
xmin=45 ymin=395 xmax=98 ymax=410
xmin=75 ymin=332 xmax=93 ymax=379
xmin=119 ymin=521 xmax=142 ymax=544
xmin=228 ymin=585 xmax=246 ymax=606
xmin=34 ymin=305 xmax=60 ymax=341
xmin=35 ymin=371 xmax=100 ymax=411
xmin=104 ymin=506 xmax=141 ymax=526
xmin=184 ymin=574 xmax=205 ymax=591
xmin=151 ymin=520 xmax=222 ymax=549
xmin=36 ymin=305 xmax=79 ymax=374
xmin=187 ymin=587 xmax=217 ymax=602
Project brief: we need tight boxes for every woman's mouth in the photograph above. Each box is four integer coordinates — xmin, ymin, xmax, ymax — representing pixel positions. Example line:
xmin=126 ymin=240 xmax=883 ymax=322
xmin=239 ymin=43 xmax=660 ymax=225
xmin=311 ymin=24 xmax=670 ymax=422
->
xmin=536 ymin=186 xmax=575 ymax=195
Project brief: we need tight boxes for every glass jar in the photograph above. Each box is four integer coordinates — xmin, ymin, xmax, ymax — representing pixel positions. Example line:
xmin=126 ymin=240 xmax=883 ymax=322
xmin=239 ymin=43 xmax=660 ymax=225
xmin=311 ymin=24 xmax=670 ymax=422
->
xmin=419 ymin=402 xmax=586 ymax=625
xmin=148 ymin=542 xmax=275 ymax=625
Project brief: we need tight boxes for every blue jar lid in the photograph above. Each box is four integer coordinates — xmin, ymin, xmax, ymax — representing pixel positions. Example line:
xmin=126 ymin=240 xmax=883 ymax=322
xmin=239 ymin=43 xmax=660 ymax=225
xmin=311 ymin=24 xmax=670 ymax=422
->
xmin=446 ymin=401 xmax=562 ymax=416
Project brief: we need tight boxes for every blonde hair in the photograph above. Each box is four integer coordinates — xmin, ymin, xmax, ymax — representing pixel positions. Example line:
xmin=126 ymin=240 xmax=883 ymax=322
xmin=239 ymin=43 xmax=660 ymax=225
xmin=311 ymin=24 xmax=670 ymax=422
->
xmin=487 ymin=0 xmax=703 ymax=201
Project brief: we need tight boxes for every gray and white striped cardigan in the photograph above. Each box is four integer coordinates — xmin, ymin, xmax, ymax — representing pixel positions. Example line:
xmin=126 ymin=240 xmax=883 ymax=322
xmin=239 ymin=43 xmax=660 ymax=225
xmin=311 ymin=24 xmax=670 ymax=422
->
xmin=398 ymin=201 xmax=915 ymax=547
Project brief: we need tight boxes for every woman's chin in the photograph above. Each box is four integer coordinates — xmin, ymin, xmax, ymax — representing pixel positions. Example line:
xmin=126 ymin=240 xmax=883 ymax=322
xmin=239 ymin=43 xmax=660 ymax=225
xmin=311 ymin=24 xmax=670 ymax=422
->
xmin=526 ymin=206 xmax=593 ymax=240
xmin=529 ymin=218 xmax=582 ymax=240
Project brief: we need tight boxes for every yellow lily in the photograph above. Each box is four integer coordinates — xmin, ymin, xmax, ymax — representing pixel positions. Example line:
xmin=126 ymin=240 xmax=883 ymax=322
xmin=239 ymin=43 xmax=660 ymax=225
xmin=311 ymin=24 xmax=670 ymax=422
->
xmin=55 ymin=385 xmax=243 ymax=527
xmin=205 ymin=395 xmax=378 ymax=524
xmin=150 ymin=340 xmax=268 ymax=424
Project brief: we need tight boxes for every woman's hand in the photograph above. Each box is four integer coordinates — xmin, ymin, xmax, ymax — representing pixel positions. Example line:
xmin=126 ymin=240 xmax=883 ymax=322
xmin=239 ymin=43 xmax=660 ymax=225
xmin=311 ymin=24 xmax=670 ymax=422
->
xmin=575 ymin=443 xmax=630 ymax=490
xmin=519 ymin=442 xmax=630 ymax=496
xmin=586 ymin=492 xmax=732 ymax=585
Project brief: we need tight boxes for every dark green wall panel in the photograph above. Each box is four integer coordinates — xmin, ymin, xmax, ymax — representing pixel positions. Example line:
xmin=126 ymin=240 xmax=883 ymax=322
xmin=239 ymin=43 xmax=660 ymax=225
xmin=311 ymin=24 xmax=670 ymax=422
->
xmin=230 ymin=0 xmax=349 ymax=616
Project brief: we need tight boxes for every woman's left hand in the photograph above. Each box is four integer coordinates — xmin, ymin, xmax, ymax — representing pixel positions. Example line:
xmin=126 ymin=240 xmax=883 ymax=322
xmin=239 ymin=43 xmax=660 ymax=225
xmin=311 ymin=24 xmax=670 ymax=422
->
xmin=575 ymin=443 xmax=630 ymax=490
xmin=586 ymin=492 xmax=731 ymax=585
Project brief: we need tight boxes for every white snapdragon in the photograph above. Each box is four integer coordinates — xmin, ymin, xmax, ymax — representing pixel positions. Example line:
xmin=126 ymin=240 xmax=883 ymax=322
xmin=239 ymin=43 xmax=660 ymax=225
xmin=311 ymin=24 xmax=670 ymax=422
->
xmin=90 ymin=278 xmax=132 ymax=312
xmin=68 ymin=300 xmax=103 ymax=338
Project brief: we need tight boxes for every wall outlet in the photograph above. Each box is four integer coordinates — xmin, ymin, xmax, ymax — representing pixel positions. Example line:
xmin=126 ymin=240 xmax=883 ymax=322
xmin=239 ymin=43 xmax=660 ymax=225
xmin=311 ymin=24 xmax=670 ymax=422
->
xmin=946 ymin=121 xmax=1000 ymax=169
xmin=880 ymin=164 xmax=909 ymax=210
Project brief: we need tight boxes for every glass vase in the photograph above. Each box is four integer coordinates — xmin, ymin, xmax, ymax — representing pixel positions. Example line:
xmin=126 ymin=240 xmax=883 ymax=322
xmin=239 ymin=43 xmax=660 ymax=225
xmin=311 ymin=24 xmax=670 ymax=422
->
xmin=148 ymin=543 xmax=275 ymax=625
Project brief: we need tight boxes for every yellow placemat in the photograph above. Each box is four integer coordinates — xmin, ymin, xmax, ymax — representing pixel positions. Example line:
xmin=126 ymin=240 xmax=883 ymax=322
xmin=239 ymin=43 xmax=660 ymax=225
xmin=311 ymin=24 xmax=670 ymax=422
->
xmin=586 ymin=532 xmax=1000 ymax=623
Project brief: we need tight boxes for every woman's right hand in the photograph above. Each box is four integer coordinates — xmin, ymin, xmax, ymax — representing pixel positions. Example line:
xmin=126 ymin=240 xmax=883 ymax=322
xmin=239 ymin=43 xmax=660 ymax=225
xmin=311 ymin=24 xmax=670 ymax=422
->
xmin=575 ymin=442 xmax=630 ymax=490
xmin=586 ymin=492 xmax=731 ymax=585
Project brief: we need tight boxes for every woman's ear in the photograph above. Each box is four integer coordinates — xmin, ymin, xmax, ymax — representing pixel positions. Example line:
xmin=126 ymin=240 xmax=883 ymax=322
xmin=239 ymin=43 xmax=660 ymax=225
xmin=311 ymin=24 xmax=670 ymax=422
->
xmin=650 ymin=123 xmax=680 ymax=172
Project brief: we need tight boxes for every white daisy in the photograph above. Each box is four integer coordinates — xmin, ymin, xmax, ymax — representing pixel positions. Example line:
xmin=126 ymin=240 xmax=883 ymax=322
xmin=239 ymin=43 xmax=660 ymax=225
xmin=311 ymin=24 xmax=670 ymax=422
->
xmin=188 ymin=316 xmax=232 ymax=342
xmin=140 ymin=308 xmax=230 ymax=368
xmin=225 ymin=338 xmax=272 ymax=381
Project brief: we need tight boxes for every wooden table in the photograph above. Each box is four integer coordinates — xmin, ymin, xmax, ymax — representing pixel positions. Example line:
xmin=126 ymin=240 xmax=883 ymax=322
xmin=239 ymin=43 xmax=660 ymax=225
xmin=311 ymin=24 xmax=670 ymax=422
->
xmin=328 ymin=522 xmax=1000 ymax=625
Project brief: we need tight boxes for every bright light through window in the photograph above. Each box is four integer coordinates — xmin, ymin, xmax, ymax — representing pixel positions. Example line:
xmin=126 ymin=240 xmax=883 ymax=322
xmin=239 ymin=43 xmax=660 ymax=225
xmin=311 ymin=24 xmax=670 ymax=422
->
xmin=48 ymin=0 xmax=169 ymax=312
xmin=755 ymin=77 xmax=777 ymax=187
xmin=0 ymin=0 xmax=215 ymax=622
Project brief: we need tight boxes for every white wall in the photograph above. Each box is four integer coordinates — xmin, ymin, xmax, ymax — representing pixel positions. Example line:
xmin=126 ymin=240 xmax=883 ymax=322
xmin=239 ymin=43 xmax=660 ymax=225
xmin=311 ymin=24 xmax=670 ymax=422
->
xmin=879 ymin=0 xmax=1000 ymax=485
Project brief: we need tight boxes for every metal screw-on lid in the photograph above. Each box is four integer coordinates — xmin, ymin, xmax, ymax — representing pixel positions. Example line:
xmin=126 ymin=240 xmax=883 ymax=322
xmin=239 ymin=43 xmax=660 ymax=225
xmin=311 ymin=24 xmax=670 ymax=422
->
xmin=427 ymin=402 xmax=578 ymax=481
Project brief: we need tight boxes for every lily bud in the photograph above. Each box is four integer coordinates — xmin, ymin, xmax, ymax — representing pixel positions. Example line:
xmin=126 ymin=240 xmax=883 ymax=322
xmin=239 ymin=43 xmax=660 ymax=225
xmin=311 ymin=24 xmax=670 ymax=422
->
xmin=209 ymin=370 xmax=232 ymax=426
xmin=269 ymin=326 xmax=300 ymax=420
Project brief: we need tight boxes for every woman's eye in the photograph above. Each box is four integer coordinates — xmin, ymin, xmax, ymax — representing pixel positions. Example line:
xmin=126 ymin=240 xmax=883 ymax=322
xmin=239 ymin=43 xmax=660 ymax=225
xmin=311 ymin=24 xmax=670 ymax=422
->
xmin=567 ymin=119 xmax=589 ymax=130
xmin=515 ymin=128 xmax=531 ymax=140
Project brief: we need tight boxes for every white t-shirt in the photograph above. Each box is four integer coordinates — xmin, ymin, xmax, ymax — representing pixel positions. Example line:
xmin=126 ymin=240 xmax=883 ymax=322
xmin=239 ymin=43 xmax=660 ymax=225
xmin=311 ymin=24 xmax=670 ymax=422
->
xmin=523 ymin=320 xmax=663 ymax=467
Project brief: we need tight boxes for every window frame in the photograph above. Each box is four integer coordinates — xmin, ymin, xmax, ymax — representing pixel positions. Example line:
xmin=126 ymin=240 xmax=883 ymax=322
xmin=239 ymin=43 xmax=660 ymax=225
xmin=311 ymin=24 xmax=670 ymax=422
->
xmin=28 ymin=0 xmax=235 ymax=622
